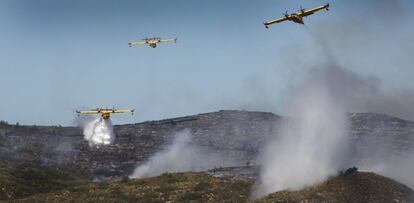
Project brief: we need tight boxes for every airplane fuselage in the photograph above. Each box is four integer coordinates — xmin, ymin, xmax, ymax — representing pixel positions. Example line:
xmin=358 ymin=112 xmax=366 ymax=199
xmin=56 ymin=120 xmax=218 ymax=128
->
xmin=146 ymin=39 xmax=160 ymax=48
xmin=102 ymin=112 xmax=111 ymax=119
xmin=289 ymin=14 xmax=304 ymax=24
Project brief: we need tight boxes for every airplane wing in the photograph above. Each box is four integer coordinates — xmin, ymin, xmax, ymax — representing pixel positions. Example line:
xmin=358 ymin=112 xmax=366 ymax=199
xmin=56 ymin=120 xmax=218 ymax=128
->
xmin=159 ymin=38 xmax=177 ymax=43
xmin=263 ymin=16 xmax=289 ymax=28
xmin=299 ymin=3 xmax=329 ymax=17
xmin=112 ymin=109 xmax=135 ymax=114
xmin=128 ymin=41 xmax=147 ymax=46
xmin=77 ymin=110 xmax=99 ymax=115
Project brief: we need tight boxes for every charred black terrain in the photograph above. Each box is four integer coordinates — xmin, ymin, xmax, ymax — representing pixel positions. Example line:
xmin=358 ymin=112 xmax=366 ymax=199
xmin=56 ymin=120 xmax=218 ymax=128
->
xmin=1 ymin=110 xmax=414 ymax=202
xmin=0 ymin=110 xmax=280 ymax=177
xmin=1 ymin=110 xmax=414 ymax=179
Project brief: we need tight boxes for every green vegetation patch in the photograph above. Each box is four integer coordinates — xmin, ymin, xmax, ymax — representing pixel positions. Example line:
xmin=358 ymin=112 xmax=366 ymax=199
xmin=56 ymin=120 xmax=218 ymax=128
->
xmin=0 ymin=163 xmax=91 ymax=201
xmin=17 ymin=172 xmax=253 ymax=203
xmin=254 ymin=172 xmax=414 ymax=203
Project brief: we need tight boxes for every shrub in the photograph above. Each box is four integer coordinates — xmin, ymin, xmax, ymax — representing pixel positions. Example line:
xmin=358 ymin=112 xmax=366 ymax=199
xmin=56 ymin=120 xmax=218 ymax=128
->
xmin=0 ymin=120 xmax=9 ymax=126
xmin=180 ymin=191 xmax=202 ymax=201
xmin=194 ymin=181 xmax=210 ymax=192
xmin=161 ymin=172 xmax=183 ymax=183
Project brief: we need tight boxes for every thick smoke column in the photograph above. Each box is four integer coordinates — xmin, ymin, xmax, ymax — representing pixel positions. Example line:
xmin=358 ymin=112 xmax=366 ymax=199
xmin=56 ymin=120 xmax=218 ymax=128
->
xmin=83 ymin=118 xmax=115 ymax=147
xmin=253 ymin=65 xmax=351 ymax=197
xmin=130 ymin=129 xmax=235 ymax=178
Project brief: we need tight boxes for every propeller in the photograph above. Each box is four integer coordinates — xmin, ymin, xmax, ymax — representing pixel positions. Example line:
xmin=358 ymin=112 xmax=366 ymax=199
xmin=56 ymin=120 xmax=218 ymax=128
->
xmin=283 ymin=10 xmax=289 ymax=17
xmin=300 ymin=6 xmax=305 ymax=13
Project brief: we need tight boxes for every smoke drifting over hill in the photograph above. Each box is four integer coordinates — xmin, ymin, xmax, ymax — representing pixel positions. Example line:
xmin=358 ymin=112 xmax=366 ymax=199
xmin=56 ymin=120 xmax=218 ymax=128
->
xmin=368 ymin=152 xmax=414 ymax=189
xmin=252 ymin=44 xmax=414 ymax=197
xmin=130 ymin=130 xmax=236 ymax=178
xmin=309 ymin=1 xmax=414 ymax=121
xmin=253 ymin=2 xmax=414 ymax=194
xmin=252 ymin=64 xmax=351 ymax=197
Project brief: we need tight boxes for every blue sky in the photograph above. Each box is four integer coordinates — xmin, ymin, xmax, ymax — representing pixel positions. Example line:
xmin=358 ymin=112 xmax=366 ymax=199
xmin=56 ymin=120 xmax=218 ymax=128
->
xmin=0 ymin=0 xmax=413 ymax=125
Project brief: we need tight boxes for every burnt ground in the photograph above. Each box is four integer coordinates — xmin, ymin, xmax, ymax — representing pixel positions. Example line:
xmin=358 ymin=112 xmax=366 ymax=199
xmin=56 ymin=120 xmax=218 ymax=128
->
xmin=1 ymin=110 xmax=414 ymax=180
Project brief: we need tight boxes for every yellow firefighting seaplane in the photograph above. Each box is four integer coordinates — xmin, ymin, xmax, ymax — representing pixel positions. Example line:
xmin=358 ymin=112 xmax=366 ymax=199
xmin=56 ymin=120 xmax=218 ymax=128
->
xmin=128 ymin=35 xmax=177 ymax=48
xmin=76 ymin=108 xmax=134 ymax=120
xmin=263 ymin=3 xmax=329 ymax=28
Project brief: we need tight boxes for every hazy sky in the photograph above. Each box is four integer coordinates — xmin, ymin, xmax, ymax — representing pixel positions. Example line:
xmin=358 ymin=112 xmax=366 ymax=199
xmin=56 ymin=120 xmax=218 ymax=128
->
xmin=0 ymin=0 xmax=413 ymax=125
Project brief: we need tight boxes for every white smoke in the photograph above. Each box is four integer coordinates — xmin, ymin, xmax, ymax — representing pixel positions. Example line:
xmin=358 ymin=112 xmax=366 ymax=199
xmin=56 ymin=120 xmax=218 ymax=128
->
xmin=368 ymin=152 xmax=414 ymax=189
xmin=253 ymin=66 xmax=351 ymax=197
xmin=355 ymin=145 xmax=414 ymax=189
xmin=130 ymin=129 xmax=235 ymax=179
xmin=83 ymin=117 xmax=115 ymax=147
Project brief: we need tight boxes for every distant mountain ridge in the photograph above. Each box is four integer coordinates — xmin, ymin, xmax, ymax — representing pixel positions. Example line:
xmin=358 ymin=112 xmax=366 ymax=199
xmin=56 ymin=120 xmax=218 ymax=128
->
xmin=0 ymin=110 xmax=413 ymax=179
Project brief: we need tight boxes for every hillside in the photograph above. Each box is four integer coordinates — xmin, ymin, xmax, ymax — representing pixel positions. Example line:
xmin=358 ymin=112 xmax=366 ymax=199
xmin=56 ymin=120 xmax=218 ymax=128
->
xmin=4 ymin=169 xmax=413 ymax=203
xmin=15 ymin=172 xmax=252 ymax=203
xmin=0 ymin=110 xmax=280 ymax=177
xmin=1 ymin=110 xmax=414 ymax=202
xmin=1 ymin=110 xmax=414 ymax=179
xmin=350 ymin=113 xmax=414 ymax=168
xmin=254 ymin=171 xmax=414 ymax=203
xmin=0 ymin=163 xmax=91 ymax=201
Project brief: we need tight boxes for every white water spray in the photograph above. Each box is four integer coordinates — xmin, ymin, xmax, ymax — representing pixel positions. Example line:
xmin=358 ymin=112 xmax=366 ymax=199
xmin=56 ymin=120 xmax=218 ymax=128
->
xmin=83 ymin=117 xmax=115 ymax=147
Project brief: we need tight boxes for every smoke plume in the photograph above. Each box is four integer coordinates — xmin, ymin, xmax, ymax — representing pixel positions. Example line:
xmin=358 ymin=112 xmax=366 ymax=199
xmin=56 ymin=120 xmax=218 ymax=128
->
xmin=252 ymin=64 xmax=351 ymax=197
xmin=82 ymin=118 xmax=115 ymax=147
xmin=253 ymin=21 xmax=414 ymax=195
xmin=130 ymin=129 xmax=235 ymax=178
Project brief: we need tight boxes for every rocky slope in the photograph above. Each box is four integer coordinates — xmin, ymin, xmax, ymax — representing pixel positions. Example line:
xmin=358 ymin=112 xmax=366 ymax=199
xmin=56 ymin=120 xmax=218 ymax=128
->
xmin=0 ymin=110 xmax=279 ymax=177
xmin=349 ymin=113 xmax=414 ymax=168
xmin=0 ymin=110 xmax=414 ymax=179
xmin=1 ymin=110 xmax=414 ymax=202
